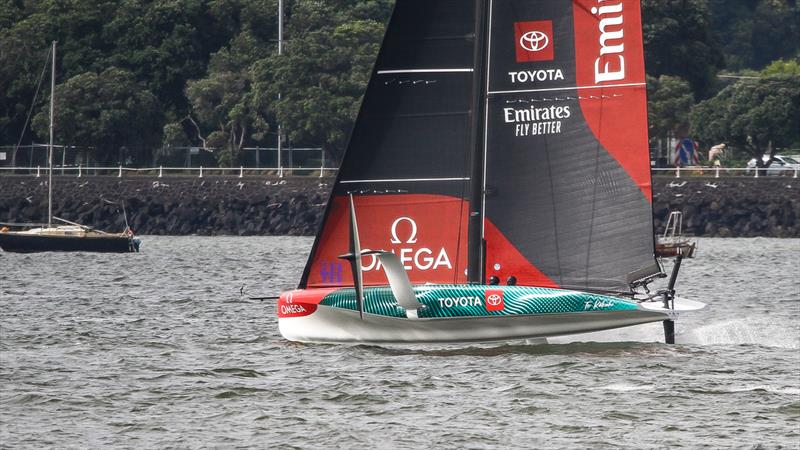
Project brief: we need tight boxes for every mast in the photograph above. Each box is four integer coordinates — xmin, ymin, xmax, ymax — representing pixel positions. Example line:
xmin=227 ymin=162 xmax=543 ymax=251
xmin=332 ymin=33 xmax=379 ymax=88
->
xmin=276 ymin=0 xmax=284 ymax=177
xmin=48 ymin=41 xmax=56 ymax=228
xmin=467 ymin=0 xmax=489 ymax=284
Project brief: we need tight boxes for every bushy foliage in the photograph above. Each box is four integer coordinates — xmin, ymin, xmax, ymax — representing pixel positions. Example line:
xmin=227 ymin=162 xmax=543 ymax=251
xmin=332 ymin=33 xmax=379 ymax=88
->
xmin=690 ymin=73 xmax=800 ymax=162
xmin=0 ymin=0 xmax=797 ymax=167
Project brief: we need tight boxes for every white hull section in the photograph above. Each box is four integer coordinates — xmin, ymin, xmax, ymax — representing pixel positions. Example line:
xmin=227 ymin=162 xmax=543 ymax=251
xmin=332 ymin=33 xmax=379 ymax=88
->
xmin=279 ymin=304 xmax=685 ymax=344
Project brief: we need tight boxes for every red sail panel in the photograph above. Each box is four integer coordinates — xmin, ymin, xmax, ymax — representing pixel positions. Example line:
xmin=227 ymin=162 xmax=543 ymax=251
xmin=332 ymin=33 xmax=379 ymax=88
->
xmin=573 ymin=0 xmax=651 ymax=200
xmin=484 ymin=219 xmax=559 ymax=288
xmin=305 ymin=194 xmax=469 ymax=288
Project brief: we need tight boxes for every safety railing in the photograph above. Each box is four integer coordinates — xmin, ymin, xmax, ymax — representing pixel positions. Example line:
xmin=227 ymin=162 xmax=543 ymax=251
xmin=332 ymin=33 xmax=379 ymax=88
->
xmin=0 ymin=166 xmax=797 ymax=179
xmin=651 ymin=166 xmax=799 ymax=179
xmin=0 ymin=165 xmax=339 ymax=178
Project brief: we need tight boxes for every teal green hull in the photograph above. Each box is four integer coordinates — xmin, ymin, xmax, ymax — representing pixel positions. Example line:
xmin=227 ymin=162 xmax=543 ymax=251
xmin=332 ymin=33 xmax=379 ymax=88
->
xmin=320 ymin=285 xmax=638 ymax=319
xmin=276 ymin=285 xmax=702 ymax=343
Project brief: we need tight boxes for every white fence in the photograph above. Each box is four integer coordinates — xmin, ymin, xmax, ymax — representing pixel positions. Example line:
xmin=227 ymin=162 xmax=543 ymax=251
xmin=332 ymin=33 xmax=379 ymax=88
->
xmin=651 ymin=166 xmax=799 ymax=179
xmin=0 ymin=166 xmax=797 ymax=179
xmin=0 ymin=165 xmax=339 ymax=178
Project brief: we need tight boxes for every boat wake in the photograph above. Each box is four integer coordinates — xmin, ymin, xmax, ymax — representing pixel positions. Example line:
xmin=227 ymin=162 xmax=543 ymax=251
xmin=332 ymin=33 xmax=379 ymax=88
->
xmin=351 ymin=316 xmax=799 ymax=354
xmin=544 ymin=317 xmax=799 ymax=349
xmin=683 ymin=318 xmax=799 ymax=349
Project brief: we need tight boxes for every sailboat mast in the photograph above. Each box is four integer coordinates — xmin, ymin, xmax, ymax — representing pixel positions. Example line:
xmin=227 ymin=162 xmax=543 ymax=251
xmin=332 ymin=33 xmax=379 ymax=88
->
xmin=47 ymin=41 xmax=56 ymax=228
xmin=467 ymin=0 xmax=489 ymax=284
xmin=276 ymin=0 xmax=283 ymax=177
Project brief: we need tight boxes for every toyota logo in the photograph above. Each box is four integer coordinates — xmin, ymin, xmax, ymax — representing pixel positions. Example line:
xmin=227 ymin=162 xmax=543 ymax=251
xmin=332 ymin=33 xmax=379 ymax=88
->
xmin=486 ymin=294 xmax=503 ymax=306
xmin=520 ymin=31 xmax=550 ymax=52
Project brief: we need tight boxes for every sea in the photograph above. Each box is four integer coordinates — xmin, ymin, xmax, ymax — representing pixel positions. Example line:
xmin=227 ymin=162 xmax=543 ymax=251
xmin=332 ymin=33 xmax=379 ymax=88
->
xmin=1 ymin=237 xmax=798 ymax=449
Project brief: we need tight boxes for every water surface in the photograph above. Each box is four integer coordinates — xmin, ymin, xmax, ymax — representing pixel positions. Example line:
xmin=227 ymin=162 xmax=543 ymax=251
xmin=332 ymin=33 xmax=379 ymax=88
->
xmin=1 ymin=237 xmax=798 ymax=448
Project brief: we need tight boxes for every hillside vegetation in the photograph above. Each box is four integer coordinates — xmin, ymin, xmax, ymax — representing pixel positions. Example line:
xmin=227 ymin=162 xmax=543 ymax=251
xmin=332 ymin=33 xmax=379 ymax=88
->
xmin=1 ymin=0 xmax=798 ymax=167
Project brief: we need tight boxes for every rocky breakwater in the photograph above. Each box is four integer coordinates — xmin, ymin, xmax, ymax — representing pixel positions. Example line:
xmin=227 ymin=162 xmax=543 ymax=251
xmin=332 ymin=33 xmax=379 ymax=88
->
xmin=0 ymin=176 xmax=330 ymax=236
xmin=652 ymin=177 xmax=799 ymax=237
xmin=0 ymin=175 xmax=797 ymax=237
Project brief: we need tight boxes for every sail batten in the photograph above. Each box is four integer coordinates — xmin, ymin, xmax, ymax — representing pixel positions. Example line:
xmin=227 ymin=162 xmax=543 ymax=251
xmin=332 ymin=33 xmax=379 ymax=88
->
xmin=377 ymin=69 xmax=474 ymax=74
xmin=489 ymin=81 xmax=646 ymax=95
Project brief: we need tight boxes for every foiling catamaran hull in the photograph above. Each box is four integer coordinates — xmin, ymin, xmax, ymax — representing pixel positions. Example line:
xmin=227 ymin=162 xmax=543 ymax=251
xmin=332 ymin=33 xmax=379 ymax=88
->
xmin=275 ymin=0 xmax=707 ymax=344
xmin=278 ymin=285 xmax=705 ymax=344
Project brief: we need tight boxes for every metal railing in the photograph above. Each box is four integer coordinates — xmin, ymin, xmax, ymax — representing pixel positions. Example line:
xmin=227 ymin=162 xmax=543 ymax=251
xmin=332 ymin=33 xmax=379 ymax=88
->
xmin=651 ymin=166 xmax=799 ymax=179
xmin=0 ymin=145 xmax=329 ymax=174
xmin=0 ymin=165 xmax=797 ymax=179
xmin=0 ymin=165 xmax=339 ymax=178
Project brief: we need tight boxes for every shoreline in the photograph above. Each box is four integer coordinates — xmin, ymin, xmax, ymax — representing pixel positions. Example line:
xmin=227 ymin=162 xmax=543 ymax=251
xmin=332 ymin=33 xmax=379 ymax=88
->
xmin=0 ymin=175 xmax=797 ymax=238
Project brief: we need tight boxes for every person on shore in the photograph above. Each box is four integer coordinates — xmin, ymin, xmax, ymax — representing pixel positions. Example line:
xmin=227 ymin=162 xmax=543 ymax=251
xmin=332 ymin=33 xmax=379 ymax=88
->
xmin=708 ymin=143 xmax=726 ymax=167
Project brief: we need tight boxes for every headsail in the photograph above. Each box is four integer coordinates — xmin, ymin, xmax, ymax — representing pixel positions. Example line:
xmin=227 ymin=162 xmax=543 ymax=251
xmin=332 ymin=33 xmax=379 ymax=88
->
xmin=302 ymin=0 xmax=659 ymax=294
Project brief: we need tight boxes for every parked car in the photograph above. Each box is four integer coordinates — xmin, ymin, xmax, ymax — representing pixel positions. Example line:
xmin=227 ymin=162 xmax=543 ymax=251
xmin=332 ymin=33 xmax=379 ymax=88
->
xmin=745 ymin=155 xmax=800 ymax=175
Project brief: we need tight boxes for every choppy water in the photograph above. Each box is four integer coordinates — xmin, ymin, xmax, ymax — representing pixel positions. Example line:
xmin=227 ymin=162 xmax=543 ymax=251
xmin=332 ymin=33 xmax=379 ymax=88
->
xmin=1 ymin=237 xmax=798 ymax=448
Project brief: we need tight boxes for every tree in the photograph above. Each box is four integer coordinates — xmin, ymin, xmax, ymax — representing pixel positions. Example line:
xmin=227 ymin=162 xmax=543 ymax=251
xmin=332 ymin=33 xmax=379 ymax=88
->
xmin=689 ymin=71 xmax=800 ymax=168
xmin=647 ymin=75 xmax=695 ymax=165
xmin=30 ymin=67 xmax=162 ymax=165
xmin=0 ymin=9 xmax=51 ymax=165
xmin=252 ymin=0 xmax=391 ymax=163
xmin=183 ymin=31 xmax=269 ymax=166
xmin=647 ymin=75 xmax=695 ymax=138
xmin=750 ymin=0 xmax=799 ymax=69
xmin=761 ymin=59 xmax=800 ymax=77
xmin=642 ymin=0 xmax=724 ymax=99
xmin=709 ymin=0 xmax=800 ymax=72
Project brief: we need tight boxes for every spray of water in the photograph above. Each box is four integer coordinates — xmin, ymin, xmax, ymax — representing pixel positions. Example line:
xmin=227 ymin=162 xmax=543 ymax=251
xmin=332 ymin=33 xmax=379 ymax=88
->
xmin=549 ymin=317 xmax=799 ymax=349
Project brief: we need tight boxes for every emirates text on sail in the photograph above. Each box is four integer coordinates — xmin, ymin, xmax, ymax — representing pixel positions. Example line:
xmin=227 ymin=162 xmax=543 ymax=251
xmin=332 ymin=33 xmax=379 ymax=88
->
xmin=504 ymin=105 xmax=571 ymax=137
xmin=593 ymin=2 xmax=626 ymax=83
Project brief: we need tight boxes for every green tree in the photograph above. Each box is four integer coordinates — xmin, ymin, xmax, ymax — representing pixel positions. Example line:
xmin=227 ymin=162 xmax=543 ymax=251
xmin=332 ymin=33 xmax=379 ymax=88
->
xmin=184 ymin=31 xmax=269 ymax=166
xmin=750 ymin=0 xmax=799 ymax=69
xmin=761 ymin=59 xmax=800 ymax=77
xmin=647 ymin=75 xmax=695 ymax=164
xmin=710 ymin=0 xmax=800 ymax=71
xmin=30 ymin=67 xmax=162 ymax=165
xmin=648 ymin=75 xmax=695 ymax=138
xmin=253 ymin=1 xmax=390 ymax=162
xmin=0 ymin=9 xmax=51 ymax=164
xmin=642 ymin=0 xmax=724 ymax=99
xmin=690 ymin=72 xmax=800 ymax=168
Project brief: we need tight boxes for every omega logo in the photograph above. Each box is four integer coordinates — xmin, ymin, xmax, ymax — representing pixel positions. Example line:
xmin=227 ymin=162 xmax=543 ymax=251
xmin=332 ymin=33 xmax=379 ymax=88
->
xmin=361 ymin=217 xmax=452 ymax=272
xmin=390 ymin=217 xmax=418 ymax=244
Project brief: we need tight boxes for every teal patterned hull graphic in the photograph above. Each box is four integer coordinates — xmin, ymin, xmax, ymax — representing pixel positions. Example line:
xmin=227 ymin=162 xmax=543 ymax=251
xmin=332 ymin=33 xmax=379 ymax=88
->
xmin=318 ymin=285 xmax=638 ymax=319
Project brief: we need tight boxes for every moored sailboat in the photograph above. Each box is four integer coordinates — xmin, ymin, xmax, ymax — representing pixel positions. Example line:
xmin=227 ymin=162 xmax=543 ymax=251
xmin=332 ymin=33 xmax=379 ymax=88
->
xmin=277 ymin=0 xmax=704 ymax=344
xmin=0 ymin=41 xmax=140 ymax=254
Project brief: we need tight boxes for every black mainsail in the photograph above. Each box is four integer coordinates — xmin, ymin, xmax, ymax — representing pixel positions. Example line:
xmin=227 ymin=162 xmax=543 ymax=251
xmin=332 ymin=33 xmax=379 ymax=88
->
xmin=301 ymin=0 xmax=479 ymax=288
